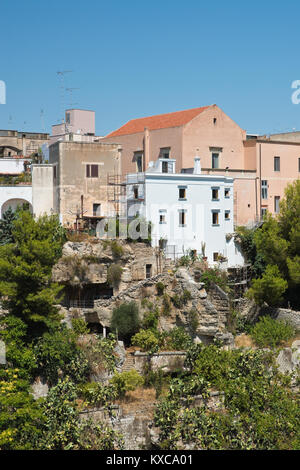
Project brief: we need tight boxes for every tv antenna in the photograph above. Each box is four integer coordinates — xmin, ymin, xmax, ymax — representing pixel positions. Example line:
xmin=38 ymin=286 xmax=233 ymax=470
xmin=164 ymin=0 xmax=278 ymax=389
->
xmin=40 ymin=108 xmax=45 ymax=132
xmin=57 ymin=70 xmax=73 ymax=123
xmin=66 ymin=87 xmax=79 ymax=108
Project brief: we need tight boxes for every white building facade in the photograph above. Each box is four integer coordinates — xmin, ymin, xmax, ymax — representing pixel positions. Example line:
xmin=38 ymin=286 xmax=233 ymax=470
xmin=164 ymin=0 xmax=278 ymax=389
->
xmin=126 ymin=158 xmax=244 ymax=267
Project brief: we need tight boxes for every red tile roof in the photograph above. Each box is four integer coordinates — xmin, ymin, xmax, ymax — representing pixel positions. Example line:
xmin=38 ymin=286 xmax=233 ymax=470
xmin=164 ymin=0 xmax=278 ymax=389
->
xmin=105 ymin=106 xmax=211 ymax=138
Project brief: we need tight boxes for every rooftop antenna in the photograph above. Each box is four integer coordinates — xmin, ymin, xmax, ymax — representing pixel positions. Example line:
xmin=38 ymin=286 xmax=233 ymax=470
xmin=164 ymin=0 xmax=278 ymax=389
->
xmin=40 ymin=108 xmax=45 ymax=132
xmin=57 ymin=70 xmax=73 ymax=123
xmin=66 ymin=87 xmax=79 ymax=108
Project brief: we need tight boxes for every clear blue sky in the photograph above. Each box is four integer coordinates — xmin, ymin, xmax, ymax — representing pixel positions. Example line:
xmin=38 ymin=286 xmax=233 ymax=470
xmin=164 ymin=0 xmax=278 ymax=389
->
xmin=1 ymin=0 xmax=300 ymax=136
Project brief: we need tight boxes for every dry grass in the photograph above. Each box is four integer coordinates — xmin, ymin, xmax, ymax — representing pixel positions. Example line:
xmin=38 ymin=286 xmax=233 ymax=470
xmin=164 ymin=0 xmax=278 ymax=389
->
xmin=116 ymin=387 xmax=157 ymax=419
xmin=283 ymin=333 xmax=300 ymax=348
xmin=234 ymin=333 xmax=256 ymax=349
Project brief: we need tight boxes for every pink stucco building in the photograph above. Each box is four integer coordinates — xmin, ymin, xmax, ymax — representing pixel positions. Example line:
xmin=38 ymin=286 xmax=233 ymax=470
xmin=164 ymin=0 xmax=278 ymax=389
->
xmin=101 ymin=105 xmax=300 ymax=226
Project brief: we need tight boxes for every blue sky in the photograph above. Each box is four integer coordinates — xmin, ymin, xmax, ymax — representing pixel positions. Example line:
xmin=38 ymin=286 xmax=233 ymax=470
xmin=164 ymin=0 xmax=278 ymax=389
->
xmin=1 ymin=0 xmax=300 ymax=136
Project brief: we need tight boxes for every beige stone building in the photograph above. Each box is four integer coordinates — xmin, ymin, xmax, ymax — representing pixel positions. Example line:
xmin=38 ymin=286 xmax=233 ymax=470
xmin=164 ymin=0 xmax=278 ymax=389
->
xmin=0 ymin=129 xmax=49 ymax=157
xmin=32 ymin=141 xmax=122 ymax=227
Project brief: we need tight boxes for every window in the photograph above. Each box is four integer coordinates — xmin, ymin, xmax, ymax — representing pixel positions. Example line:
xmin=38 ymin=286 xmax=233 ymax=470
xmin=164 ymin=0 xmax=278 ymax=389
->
xmin=213 ymin=252 xmax=219 ymax=262
xmin=224 ymin=188 xmax=230 ymax=198
xmin=162 ymin=161 xmax=169 ymax=173
xmin=86 ymin=164 xmax=98 ymax=178
xmin=212 ymin=211 xmax=219 ymax=225
xmin=159 ymin=214 xmax=166 ymax=224
xmin=179 ymin=187 xmax=186 ymax=200
xmin=160 ymin=147 xmax=170 ymax=159
xmin=179 ymin=210 xmax=186 ymax=227
xmin=134 ymin=152 xmax=143 ymax=172
xmin=261 ymin=208 xmax=267 ymax=218
xmin=66 ymin=113 xmax=70 ymax=124
xmin=212 ymin=153 xmax=219 ymax=169
xmin=146 ymin=264 xmax=152 ymax=279
xmin=53 ymin=166 xmax=56 ymax=179
xmin=274 ymin=196 xmax=280 ymax=213
xmin=298 ymin=158 xmax=300 ymax=172
xmin=212 ymin=188 xmax=219 ymax=200
xmin=133 ymin=186 xmax=139 ymax=199
xmin=274 ymin=156 xmax=280 ymax=172
xmin=225 ymin=210 xmax=230 ymax=220
xmin=93 ymin=203 xmax=101 ymax=216
xmin=261 ymin=180 xmax=268 ymax=199
xmin=213 ymin=118 xmax=217 ymax=125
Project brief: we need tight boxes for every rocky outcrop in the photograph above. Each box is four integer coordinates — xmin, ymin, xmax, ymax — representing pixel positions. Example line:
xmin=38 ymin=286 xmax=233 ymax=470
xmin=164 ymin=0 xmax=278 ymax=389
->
xmin=276 ymin=340 xmax=300 ymax=375
xmin=52 ymin=240 xmax=164 ymax=295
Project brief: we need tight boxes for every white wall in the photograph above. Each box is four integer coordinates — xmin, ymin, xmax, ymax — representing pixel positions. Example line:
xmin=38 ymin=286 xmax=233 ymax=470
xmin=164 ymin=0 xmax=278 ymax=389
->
xmin=0 ymin=185 xmax=32 ymax=217
xmin=0 ymin=158 xmax=27 ymax=174
xmin=127 ymin=172 xmax=244 ymax=267
xmin=32 ymin=165 xmax=54 ymax=217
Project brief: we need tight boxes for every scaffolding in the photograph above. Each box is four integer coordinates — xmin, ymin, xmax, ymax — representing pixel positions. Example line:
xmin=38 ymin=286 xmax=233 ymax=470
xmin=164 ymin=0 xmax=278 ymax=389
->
xmin=227 ymin=264 xmax=251 ymax=300
xmin=107 ymin=173 xmax=127 ymax=218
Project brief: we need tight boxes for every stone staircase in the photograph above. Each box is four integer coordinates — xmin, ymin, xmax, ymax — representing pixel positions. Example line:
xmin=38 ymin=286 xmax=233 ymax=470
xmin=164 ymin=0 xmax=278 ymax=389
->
xmin=122 ymin=353 xmax=135 ymax=372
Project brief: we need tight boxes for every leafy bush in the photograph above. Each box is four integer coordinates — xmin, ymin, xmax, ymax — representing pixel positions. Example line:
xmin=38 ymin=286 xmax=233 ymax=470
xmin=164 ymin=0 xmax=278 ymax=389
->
xmin=154 ymin=345 xmax=300 ymax=450
xmin=131 ymin=329 xmax=159 ymax=353
xmin=247 ymin=265 xmax=288 ymax=307
xmin=200 ymin=267 xmax=228 ymax=291
xmin=156 ymin=282 xmax=165 ymax=296
xmin=166 ymin=327 xmax=193 ymax=351
xmin=34 ymin=327 xmax=89 ymax=385
xmin=0 ymin=368 xmax=44 ymax=450
xmin=71 ymin=318 xmax=90 ymax=336
xmin=250 ymin=316 xmax=294 ymax=348
xmin=107 ymin=263 xmax=123 ymax=286
xmin=143 ymin=310 xmax=159 ymax=329
xmin=110 ymin=302 xmax=140 ymax=345
xmin=110 ymin=370 xmax=144 ymax=398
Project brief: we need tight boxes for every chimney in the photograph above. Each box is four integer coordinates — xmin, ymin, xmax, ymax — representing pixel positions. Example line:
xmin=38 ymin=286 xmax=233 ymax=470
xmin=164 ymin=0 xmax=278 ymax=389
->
xmin=194 ymin=156 xmax=201 ymax=174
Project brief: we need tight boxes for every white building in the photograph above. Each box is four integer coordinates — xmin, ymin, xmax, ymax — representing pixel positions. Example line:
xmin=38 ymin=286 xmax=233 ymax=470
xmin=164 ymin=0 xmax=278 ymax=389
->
xmin=126 ymin=157 xmax=244 ymax=267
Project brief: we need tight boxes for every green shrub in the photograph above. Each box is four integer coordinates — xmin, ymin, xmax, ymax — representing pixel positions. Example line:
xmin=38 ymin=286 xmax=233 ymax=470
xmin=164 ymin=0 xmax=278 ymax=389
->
xmin=188 ymin=309 xmax=199 ymax=335
xmin=182 ymin=289 xmax=192 ymax=304
xmin=200 ymin=267 xmax=228 ymax=291
xmin=143 ymin=310 xmax=159 ymax=329
xmin=110 ymin=240 xmax=124 ymax=258
xmin=178 ymin=255 xmax=191 ymax=266
xmin=171 ymin=294 xmax=183 ymax=309
xmin=34 ymin=327 xmax=89 ymax=385
xmin=71 ymin=318 xmax=90 ymax=336
xmin=166 ymin=327 xmax=193 ymax=351
xmin=247 ymin=265 xmax=288 ymax=307
xmin=162 ymin=294 xmax=171 ymax=316
xmin=107 ymin=263 xmax=123 ymax=286
xmin=110 ymin=302 xmax=140 ymax=345
xmin=156 ymin=282 xmax=165 ymax=296
xmin=110 ymin=370 xmax=144 ymax=398
xmin=250 ymin=316 xmax=294 ymax=348
xmin=131 ymin=329 xmax=159 ymax=353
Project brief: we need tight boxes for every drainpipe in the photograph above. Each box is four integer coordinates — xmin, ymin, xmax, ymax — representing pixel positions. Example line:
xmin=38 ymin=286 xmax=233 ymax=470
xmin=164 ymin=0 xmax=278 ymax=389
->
xmin=144 ymin=127 xmax=150 ymax=170
xmin=259 ymin=144 xmax=262 ymax=220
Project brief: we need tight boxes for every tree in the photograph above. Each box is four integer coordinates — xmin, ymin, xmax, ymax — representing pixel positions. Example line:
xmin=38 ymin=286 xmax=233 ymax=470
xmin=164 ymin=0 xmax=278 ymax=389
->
xmin=0 ymin=207 xmax=17 ymax=245
xmin=249 ymin=181 xmax=300 ymax=308
xmin=0 ymin=368 xmax=44 ymax=450
xmin=0 ymin=211 xmax=66 ymax=340
xmin=110 ymin=302 xmax=140 ymax=345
